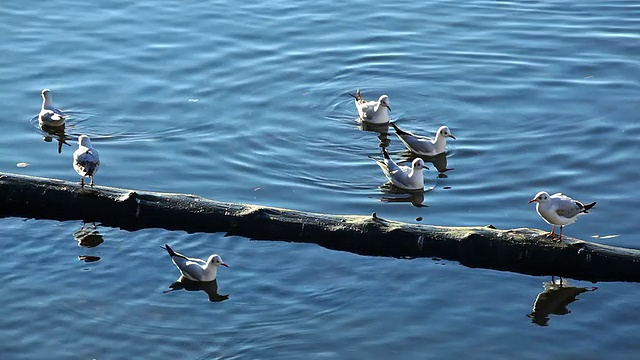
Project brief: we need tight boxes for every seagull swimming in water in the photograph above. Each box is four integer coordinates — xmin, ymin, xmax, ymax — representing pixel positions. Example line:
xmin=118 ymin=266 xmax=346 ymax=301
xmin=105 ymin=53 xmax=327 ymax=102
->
xmin=371 ymin=147 xmax=429 ymax=190
xmin=164 ymin=244 xmax=228 ymax=282
xmin=528 ymin=191 xmax=596 ymax=241
xmin=38 ymin=89 xmax=67 ymax=127
xmin=391 ymin=123 xmax=456 ymax=156
xmin=73 ymin=135 xmax=100 ymax=187
xmin=350 ymin=89 xmax=391 ymax=124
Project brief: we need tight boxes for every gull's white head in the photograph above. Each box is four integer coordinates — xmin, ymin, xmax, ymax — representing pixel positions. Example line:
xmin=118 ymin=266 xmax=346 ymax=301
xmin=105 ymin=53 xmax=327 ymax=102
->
xmin=41 ymin=89 xmax=52 ymax=101
xmin=437 ymin=126 xmax=456 ymax=140
xmin=529 ymin=191 xmax=550 ymax=204
xmin=378 ymin=95 xmax=391 ymax=111
xmin=78 ymin=135 xmax=93 ymax=148
xmin=411 ymin=158 xmax=429 ymax=170
xmin=207 ymin=254 xmax=229 ymax=268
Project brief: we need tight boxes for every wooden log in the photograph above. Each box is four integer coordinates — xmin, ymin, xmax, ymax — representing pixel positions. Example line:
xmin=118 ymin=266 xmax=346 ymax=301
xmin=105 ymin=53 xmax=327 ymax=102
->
xmin=1 ymin=172 xmax=638 ymax=282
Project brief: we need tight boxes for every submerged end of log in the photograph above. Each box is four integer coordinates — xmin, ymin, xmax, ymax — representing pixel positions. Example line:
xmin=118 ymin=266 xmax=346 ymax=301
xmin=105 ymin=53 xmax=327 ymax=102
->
xmin=1 ymin=172 xmax=639 ymax=283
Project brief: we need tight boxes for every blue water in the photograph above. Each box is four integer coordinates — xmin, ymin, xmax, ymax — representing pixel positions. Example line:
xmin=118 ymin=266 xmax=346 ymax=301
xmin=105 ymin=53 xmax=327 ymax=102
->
xmin=1 ymin=0 xmax=640 ymax=358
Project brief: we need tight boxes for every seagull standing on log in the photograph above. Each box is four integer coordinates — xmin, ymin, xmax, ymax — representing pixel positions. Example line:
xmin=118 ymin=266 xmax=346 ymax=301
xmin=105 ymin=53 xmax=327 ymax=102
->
xmin=73 ymin=135 xmax=100 ymax=187
xmin=529 ymin=191 xmax=596 ymax=241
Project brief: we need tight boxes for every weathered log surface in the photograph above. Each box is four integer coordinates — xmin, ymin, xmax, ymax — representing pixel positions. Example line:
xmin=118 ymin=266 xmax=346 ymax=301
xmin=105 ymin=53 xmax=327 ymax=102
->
xmin=1 ymin=172 xmax=638 ymax=282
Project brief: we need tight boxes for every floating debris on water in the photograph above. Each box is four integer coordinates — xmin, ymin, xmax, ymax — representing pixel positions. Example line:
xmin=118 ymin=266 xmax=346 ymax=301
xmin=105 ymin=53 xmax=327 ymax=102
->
xmin=592 ymin=234 xmax=619 ymax=239
xmin=16 ymin=162 xmax=29 ymax=168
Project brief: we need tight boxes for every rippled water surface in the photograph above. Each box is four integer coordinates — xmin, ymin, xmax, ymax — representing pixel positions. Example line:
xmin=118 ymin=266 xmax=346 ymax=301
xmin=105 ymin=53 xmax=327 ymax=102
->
xmin=1 ymin=0 xmax=639 ymax=358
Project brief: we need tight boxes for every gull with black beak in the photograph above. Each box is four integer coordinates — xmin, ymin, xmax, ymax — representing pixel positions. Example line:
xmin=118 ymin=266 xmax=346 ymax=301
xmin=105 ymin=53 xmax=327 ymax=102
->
xmin=391 ymin=123 xmax=456 ymax=156
xmin=528 ymin=191 xmax=596 ymax=241
xmin=38 ymin=89 xmax=67 ymax=127
xmin=164 ymin=244 xmax=228 ymax=282
xmin=371 ymin=147 xmax=429 ymax=190
xmin=350 ymin=89 xmax=391 ymax=124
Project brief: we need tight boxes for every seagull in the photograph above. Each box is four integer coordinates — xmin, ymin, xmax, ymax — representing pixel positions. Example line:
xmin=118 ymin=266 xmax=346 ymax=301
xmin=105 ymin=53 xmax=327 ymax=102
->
xmin=350 ymin=89 xmax=391 ymax=124
xmin=528 ymin=191 xmax=596 ymax=241
xmin=164 ymin=244 xmax=228 ymax=282
xmin=38 ymin=89 xmax=67 ymax=127
xmin=391 ymin=123 xmax=456 ymax=156
xmin=371 ymin=147 xmax=429 ymax=190
xmin=73 ymin=135 xmax=100 ymax=187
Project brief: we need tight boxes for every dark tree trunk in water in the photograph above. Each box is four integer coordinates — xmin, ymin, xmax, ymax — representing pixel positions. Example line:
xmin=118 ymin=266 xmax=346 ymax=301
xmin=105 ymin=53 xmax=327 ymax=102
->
xmin=1 ymin=172 xmax=638 ymax=282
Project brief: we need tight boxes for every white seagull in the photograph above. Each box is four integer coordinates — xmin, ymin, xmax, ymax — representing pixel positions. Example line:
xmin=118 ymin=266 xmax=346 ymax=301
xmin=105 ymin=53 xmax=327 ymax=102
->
xmin=164 ymin=244 xmax=228 ymax=282
xmin=371 ymin=147 xmax=429 ymax=190
xmin=528 ymin=191 xmax=596 ymax=241
xmin=391 ymin=123 xmax=456 ymax=156
xmin=73 ymin=135 xmax=100 ymax=187
xmin=38 ymin=89 xmax=67 ymax=127
xmin=350 ymin=89 xmax=391 ymax=124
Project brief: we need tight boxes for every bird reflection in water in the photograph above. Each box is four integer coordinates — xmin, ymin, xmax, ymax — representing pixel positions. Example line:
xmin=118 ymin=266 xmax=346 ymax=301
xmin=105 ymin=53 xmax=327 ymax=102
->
xmin=398 ymin=151 xmax=453 ymax=177
xmin=379 ymin=183 xmax=429 ymax=207
xmin=528 ymin=276 xmax=597 ymax=327
xmin=40 ymin=123 xmax=72 ymax=154
xmin=164 ymin=276 xmax=229 ymax=303
xmin=74 ymin=222 xmax=104 ymax=263
xmin=357 ymin=120 xmax=391 ymax=148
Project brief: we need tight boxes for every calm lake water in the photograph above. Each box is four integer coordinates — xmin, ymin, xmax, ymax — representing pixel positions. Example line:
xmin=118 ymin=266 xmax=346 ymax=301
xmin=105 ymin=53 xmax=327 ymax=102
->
xmin=1 ymin=0 xmax=639 ymax=358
